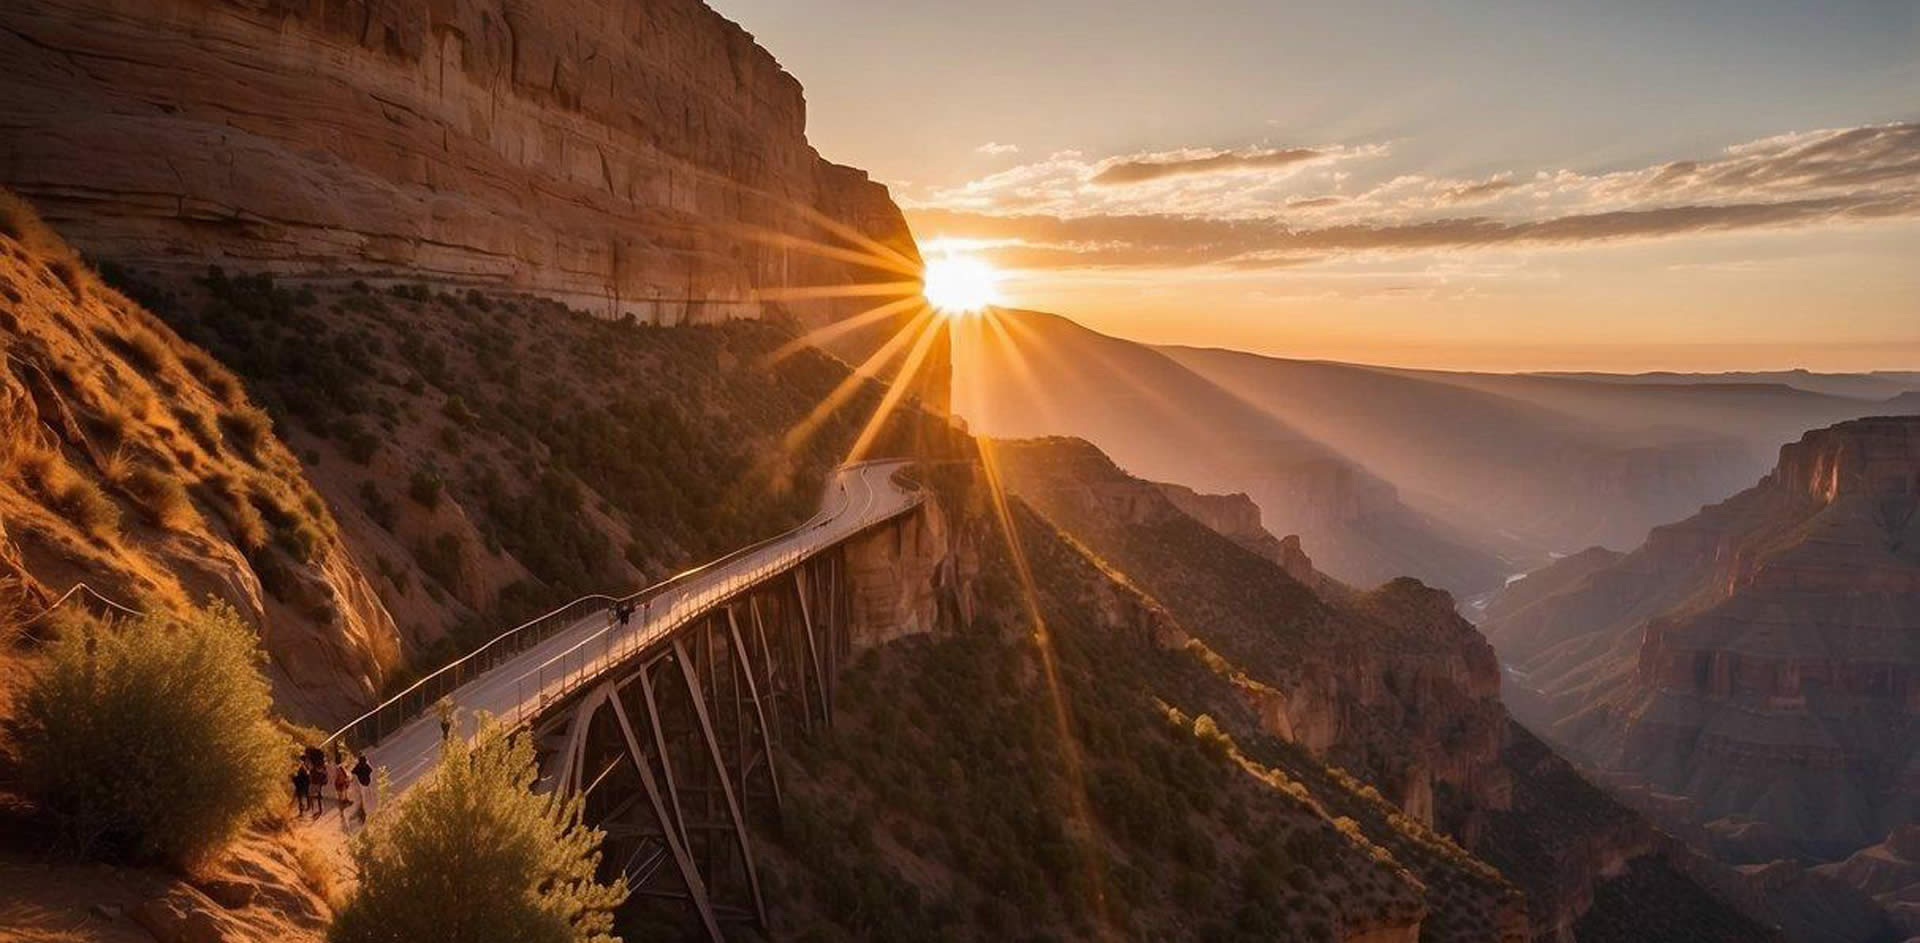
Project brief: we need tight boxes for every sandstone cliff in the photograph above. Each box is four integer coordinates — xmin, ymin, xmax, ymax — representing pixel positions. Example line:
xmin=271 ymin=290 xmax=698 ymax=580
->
xmin=1484 ymin=416 xmax=1920 ymax=865
xmin=0 ymin=0 xmax=917 ymax=325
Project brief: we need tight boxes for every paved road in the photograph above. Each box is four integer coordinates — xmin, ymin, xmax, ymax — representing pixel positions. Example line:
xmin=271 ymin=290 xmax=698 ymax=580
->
xmin=360 ymin=461 xmax=920 ymax=798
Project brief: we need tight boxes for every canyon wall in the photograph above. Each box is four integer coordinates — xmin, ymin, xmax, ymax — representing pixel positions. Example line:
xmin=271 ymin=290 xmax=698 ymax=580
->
xmin=1486 ymin=416 xmax=1920 ymax=862
xmin=988 ymin=435 xmax=1755 ymax=941
xmin=0 ymin=0 xmax=917 ymax=324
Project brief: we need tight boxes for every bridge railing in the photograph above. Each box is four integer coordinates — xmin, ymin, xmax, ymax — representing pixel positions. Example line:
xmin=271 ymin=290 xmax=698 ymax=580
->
xmin=510 ymin=463 xmax=923 ymax=727
xmin=322 ymin=462 xmax=921 ymax=752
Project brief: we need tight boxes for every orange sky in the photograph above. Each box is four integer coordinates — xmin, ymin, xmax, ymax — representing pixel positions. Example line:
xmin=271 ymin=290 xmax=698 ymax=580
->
xmin=718 ymin=0 xmax=1919 ymax=372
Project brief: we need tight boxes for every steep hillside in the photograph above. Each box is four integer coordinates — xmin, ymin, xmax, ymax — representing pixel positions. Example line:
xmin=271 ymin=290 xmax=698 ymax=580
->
xmin=987 ymin=436 xmax=1766 ymax=942
xmin=758 ymin=469 xmax=1532 ymax=943
xmin=101 ymin=264 xmax=933 ymax=669
xmin=0 ymin=0 xmax=916 ymax=325
xmin=1483 ymin=416 xmax=1920 ymax=864
xmin=0 ymin=193 xmax=395 ymax=725
xmin=950 ymin=309 xmax=1510 ymax=597
xmin=1164 ymin=346 xmax=1761 ymax=556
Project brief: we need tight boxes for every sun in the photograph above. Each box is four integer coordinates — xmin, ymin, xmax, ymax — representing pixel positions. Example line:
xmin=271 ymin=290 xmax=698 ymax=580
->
xmin=921 ymin=253 xmax=1002 ymax=316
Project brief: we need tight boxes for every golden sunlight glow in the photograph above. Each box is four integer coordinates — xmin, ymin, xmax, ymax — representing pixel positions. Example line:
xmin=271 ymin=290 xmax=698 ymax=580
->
xmin=921 ymin=253 xmax=1002 ymax=316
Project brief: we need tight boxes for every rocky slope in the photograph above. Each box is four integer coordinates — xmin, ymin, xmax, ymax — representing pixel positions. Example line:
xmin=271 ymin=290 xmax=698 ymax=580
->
xmin=1483 ymin=416 xmax=1920 ymax=865
xmin=96 ymin=263 xmax=946 ymax=666
xmin=758 ymin=463 xmax=1526 ymax=943
xmin=0 ymin=192 xmax=397 ymax=725
xmin=0 ymin=0 xmax=917 ymax=326
xmin=988 ymin=435 xmax=1767 ymax=942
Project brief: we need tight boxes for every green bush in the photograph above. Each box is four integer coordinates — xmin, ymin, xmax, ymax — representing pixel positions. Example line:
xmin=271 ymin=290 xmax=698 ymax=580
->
xmin=11 ymin=601 xmax=285 ymax=867
xmin=330 ymin=720 xmax=624 ymax=943
xmin=408 ymin=469 xmax=443 ymax=509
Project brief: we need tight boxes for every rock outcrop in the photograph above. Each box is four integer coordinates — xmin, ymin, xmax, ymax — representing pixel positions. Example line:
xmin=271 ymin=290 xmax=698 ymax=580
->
xmin=0 ymin=0 xmax=917 ymax=325
xmin=1484 ymin=416 xmax=1920 ymax=863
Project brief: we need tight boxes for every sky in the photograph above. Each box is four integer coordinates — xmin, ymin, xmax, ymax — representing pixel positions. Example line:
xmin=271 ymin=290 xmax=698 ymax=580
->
xmin=712 ymin=0 xmax=1920 ymax=372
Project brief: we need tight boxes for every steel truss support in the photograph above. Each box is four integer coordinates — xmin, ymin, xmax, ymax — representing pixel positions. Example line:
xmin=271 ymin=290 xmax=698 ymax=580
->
xmin=672 ymin=635 xmax=768 ymax=929
xmin=793 ymin=564 xmax=831 ymax=727
xmin=603 ymin=681 xmax=724 ymax=942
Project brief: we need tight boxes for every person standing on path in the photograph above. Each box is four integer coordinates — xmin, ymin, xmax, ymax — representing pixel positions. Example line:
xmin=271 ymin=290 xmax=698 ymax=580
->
xmin=332 ymin=758 xmax=352 ymax=823
xmin=352 ymin=753 xmax=374 ymax=820
xmin=436 ymin=696 xmax=456 ymax=741
xmin=292 ymin=763 xmax=310 ymax=815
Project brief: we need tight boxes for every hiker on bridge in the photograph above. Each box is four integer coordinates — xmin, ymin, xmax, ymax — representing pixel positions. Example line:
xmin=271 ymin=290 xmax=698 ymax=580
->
xmin=332 ymin=757 xmax=352 ymax=822
xmin=292 ymin=762 xmax=311 ymax=815
xmin=352 ymin=753 xmax=374 ymax=820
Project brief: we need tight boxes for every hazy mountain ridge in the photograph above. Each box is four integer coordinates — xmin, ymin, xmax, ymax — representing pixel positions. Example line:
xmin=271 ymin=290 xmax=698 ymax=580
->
xmin=1163 ymin=346 xmax=1766 ymax=556
xmin=953 ymin=309 xmax=1513 ymax=598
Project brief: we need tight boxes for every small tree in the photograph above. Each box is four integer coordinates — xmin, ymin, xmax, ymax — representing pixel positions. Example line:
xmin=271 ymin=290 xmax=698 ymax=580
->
xmin=330 ymin=718 xmax=624 ymax=943
xmin=12 ymin=601 xmax=284 ymax=867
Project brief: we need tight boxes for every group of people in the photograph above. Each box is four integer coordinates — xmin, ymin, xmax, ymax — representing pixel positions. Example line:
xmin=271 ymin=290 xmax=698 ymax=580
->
xmin=612 ymin=599 xmax=645 ymax=628
xmin=293 ymin=744 xmax=374 ymax=822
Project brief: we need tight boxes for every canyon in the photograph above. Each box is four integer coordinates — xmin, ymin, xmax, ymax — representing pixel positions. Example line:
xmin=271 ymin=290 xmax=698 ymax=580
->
xmin=0 ymin=0 xmax=1848 ymax=939
xmin=1482 ymin=416 xmax=1920 ymax=934
xmin=988 ymin=435 xmax=1765 ymax=941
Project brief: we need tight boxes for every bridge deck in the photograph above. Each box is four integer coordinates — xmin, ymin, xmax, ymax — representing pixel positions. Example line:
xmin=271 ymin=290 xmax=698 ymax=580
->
xmin=358 ymin=461 xmax=920 ymax=797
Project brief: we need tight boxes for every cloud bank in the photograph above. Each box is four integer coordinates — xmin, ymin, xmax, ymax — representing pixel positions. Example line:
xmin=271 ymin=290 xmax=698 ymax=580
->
xmin=907 ymin=123 xmax=1920 ymax=270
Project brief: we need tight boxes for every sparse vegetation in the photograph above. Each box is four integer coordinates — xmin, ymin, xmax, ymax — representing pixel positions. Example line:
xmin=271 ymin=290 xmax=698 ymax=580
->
xmin=10 ymin=601 xmax=286 ymax=868
xmin=329 ymin=720 xmax=624 ymax=943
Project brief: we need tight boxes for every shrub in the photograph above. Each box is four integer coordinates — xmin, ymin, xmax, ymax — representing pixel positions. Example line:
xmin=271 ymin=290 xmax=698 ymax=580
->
xmin=360 ymin=481 xmax=398 ymax=529
xmin=407 ymin=469 xmax=443 ymax=509
xmin=11 ymin=601 xmax=285 ymax=867
xmin=329 ymin=720 xmax=624 ymax=943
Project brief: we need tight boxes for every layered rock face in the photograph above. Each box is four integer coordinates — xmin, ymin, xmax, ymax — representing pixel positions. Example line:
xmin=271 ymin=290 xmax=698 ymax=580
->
xmin=842 ymin=495 xmax=977 ymax=649
xmin=0 ymin=0 xmax=917 ymax=324
xmin=1485 ymin=416 xmax=1920 ymax=861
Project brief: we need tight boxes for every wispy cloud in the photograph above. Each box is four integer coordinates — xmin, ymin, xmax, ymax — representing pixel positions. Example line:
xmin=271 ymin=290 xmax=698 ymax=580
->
xmin=975 ymin=142 xmax=1021 ymax=156
xmin=1090 ymin=146 xmax=1326 ymax=185
xmin=907 ymin=123 xmax=1920 ymax=270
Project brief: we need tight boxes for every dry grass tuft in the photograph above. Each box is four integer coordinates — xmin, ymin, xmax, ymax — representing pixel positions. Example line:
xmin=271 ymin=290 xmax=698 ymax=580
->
xmin=125 ymin=463 xmax=194 ymax=530
xmin=220 ymin=406 xmax=273 ymax=460
xmin=0 ymin=189 xmax=40 ymax=243
xmin=52 ymin=475 xmax=121 ymax=541
xmin=289 ymin=839 xmax=338 ymax=904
